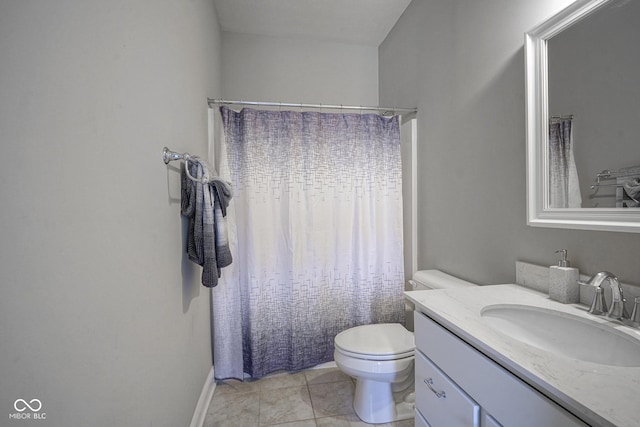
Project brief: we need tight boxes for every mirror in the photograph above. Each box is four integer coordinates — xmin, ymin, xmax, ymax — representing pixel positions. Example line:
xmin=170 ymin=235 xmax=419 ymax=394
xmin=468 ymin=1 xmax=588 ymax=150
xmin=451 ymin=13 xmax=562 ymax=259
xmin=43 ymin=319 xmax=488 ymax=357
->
xmin=525 ymin=0 xmax=640 ymax=233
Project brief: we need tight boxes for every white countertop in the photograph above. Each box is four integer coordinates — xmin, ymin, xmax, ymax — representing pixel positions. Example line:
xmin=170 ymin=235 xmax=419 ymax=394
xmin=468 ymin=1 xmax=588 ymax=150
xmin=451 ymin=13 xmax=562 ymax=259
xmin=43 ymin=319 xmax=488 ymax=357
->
xmin=405 ymin=284 xmax=640 ymax=427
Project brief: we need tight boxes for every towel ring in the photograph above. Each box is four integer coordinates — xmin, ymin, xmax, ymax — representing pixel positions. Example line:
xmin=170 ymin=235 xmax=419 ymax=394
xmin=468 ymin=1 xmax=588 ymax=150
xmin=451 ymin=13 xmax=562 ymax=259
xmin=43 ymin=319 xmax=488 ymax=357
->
xmin=184 ymin=155 xmax=211 ymax=184
xmin=163 ymin=147 xmax=214 ymax=184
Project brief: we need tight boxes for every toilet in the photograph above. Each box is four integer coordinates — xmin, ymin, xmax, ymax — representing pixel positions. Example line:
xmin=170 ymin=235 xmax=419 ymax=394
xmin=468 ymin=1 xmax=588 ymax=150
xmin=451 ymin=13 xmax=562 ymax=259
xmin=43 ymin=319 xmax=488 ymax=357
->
xmin=334 ymin=269 xmax=476 ymax=424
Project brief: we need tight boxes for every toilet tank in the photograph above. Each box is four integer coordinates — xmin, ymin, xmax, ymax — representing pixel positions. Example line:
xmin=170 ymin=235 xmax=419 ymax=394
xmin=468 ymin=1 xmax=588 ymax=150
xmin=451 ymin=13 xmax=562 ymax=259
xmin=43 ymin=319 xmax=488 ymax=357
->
xmin=410 ymin=269 xmax=477 ymax=291
xmin=404 ymin=270 xmax=476 ymax=331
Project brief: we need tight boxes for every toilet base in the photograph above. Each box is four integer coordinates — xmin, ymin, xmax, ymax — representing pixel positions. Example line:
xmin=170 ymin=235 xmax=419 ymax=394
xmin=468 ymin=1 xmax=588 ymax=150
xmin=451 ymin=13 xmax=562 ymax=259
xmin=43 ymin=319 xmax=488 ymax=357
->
xmin=352 ymin=378 xmax=415 ymax=424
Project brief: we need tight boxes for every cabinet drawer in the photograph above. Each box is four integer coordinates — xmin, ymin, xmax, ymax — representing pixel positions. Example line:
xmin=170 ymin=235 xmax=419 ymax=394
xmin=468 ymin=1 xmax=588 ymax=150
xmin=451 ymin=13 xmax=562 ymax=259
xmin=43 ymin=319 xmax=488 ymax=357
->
xmin=415 ymin=350 xmax=480 ymax=427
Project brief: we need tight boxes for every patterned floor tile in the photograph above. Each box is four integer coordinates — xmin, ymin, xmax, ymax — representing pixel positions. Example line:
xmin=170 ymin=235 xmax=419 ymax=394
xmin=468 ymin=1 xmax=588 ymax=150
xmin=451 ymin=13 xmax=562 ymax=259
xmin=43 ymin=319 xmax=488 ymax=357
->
xmin=267 ymin=420 xmax=318 ymax=427
xmin=316 ymin=414 xmax=372 ymax=426
xmin=259 ymin=385 xmax=315 ymax=426
xmin=207 ymin=367 xmax=414 ymax=427
xmin=204 ymin=391 xmax=259 ymax=427
xmin=304 ymin=367 xmax=352 ymax=385
xmin=260 ymin=371 xmax=308 ymax=390
xmin=308 ymin=380 xmax=356 ymax=418
xmin=214 ymin=378 xmax=261 ymax=395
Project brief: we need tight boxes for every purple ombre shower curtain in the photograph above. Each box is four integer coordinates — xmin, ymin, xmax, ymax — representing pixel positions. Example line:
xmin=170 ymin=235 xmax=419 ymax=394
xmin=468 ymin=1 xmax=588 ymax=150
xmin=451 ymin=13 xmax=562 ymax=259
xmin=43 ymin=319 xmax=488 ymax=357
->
xmin=549 ymin=117 xmax=582 ymax=208
xmin=212 ymin=106 xmax=405 ymax=379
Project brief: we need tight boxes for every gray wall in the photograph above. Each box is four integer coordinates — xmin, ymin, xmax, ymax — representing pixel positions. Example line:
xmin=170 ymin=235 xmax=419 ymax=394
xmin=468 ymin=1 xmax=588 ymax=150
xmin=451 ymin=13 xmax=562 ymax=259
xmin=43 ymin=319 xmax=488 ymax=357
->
xmin=379 ymin=0 xmax=640 ymax=286
xmin=0 ymin=1 xmax=221 ymax=426
xmin=221 ymin=32 xmax=379 ymax=106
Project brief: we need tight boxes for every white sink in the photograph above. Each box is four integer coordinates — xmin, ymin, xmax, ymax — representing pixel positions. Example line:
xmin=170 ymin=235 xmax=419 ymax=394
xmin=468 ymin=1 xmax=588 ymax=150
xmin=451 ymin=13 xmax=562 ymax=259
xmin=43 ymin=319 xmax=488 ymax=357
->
xmin=481 ymin=304 xmax=640 ymax=367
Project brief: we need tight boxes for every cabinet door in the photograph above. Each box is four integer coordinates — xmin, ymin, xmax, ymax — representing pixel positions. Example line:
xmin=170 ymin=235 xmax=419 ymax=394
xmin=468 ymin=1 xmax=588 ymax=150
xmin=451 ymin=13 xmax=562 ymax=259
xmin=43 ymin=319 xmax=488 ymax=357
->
xmin=415 ymin=350 xmax=480 ymax=427
xmin=415 ymin=410 xmax=432 ymax=427
xmin=414 ymin=311 xmax=589 ymax=427
xmin=481 ymin=412 xmax=502 ymax=427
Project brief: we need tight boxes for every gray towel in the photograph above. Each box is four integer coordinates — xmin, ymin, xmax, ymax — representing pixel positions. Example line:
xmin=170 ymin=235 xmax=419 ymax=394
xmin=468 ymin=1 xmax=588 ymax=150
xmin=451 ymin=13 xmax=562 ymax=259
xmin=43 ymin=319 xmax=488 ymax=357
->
xmin=181 ymin=161 xmax=233 ymax=287
xmin=210 ymin=180 xmax=233 ymax=270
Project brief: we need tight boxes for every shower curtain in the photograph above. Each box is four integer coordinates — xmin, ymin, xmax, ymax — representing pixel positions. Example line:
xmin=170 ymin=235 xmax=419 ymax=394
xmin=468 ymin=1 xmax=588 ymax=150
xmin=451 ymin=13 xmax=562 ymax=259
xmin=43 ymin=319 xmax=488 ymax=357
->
xmin=210 ymin=106 xmax=405 ymax=380
xmin=549 ymin=117 xmax=582 ymax=208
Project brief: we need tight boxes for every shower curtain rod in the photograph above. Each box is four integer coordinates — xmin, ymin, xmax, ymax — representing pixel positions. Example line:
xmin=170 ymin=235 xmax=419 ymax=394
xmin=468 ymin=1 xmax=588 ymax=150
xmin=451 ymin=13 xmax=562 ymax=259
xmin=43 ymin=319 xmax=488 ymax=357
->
xmin=208 ymin=98 xmax=418 ymax=114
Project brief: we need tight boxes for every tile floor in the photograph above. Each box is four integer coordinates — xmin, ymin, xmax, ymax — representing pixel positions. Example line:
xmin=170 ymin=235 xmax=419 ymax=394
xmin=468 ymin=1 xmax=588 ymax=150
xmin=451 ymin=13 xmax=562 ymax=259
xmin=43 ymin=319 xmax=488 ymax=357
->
xmin=204 ymin=367 xmax=415 ymax=427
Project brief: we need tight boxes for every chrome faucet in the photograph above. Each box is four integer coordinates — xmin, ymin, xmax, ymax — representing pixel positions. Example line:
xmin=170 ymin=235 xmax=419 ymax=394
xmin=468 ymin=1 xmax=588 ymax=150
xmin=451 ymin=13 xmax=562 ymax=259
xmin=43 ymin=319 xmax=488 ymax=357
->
xmin=579 ymin=271 xmax=629 ymax=321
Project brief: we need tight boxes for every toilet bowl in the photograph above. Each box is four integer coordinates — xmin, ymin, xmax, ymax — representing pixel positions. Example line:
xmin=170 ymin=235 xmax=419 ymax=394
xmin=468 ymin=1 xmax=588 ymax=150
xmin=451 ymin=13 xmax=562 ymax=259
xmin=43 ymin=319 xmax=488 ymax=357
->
xmin=334 ymin=323 xmax=415 ymax=424
xmin=334 ymin=270 xmax=477 ymax=424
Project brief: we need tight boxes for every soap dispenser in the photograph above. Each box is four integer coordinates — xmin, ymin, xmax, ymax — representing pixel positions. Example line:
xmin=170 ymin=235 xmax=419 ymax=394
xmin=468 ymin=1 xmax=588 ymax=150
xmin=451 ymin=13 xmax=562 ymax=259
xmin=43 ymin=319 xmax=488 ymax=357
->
xmin=549 ymin=249 xmax=580 ymax=303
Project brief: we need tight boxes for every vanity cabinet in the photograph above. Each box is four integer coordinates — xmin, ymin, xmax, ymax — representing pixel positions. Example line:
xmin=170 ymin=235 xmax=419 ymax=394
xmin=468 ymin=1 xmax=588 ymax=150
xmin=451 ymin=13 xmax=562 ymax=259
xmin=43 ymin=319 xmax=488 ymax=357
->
xmin=413 ymin=311 xmax=588 ymax=427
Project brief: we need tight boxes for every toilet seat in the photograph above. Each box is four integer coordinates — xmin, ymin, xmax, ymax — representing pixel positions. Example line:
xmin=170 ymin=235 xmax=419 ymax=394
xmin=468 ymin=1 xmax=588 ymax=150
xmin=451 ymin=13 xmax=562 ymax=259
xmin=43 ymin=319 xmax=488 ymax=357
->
xmin=334 ymin=323 xmax=415 ymax=361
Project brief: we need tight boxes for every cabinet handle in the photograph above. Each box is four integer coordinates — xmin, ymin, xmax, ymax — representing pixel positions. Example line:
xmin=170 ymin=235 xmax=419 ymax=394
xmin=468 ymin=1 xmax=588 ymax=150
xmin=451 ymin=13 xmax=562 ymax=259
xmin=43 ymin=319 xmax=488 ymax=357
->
xmin=424 ymin=378 xmax=446 ymax=399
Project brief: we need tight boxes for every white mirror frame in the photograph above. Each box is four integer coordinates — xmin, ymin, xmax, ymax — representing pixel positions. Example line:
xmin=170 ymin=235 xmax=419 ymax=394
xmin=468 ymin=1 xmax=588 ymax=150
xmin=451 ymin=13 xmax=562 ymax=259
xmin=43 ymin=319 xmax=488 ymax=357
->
xmin=525 ymin=0 xmax=640 ymax=233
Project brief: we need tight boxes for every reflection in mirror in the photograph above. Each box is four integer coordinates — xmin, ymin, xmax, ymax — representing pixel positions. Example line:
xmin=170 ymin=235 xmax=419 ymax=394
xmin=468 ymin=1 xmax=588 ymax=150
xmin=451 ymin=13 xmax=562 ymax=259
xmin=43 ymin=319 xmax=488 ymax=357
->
xmin=548 ymin=115 xmax=581 ymax=208
xmin=525 ymin=0 xmax=640 ymax=232
xmin=547 ymin=0 xmax=640 ymax=208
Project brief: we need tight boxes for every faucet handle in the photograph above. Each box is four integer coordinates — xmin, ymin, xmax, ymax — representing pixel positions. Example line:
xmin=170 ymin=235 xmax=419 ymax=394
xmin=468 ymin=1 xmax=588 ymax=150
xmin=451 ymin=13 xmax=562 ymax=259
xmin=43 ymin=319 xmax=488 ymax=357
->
xmin=588 ymin=287 xmax=608 ymax=315
xmin=608 ymin=297 xmax=629 ymax=321
xmin=606 ymin=277 xmax=629 ymax=321
xmin=630 ymin=297 xmax=640 ymax=325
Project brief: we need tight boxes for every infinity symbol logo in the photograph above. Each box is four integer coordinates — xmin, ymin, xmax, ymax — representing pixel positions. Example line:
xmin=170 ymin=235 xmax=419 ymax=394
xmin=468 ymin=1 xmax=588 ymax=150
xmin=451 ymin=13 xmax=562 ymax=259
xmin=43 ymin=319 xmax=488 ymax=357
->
xmin=14 ymin=399 xmax=42 ymax=412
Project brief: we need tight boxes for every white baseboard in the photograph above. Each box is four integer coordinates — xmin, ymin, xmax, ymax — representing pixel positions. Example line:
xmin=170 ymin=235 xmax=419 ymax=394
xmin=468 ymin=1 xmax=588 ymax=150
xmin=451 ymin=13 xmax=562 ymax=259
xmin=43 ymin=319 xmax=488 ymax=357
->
xmin=189 ymin=366 xmax=216 ymax=427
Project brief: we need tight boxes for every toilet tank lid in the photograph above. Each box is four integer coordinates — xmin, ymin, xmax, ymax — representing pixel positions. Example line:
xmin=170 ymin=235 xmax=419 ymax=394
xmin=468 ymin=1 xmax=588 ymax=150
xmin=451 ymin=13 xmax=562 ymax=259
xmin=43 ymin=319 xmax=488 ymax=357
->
xmin=412 ymin=269 xmax=476 ymax=290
